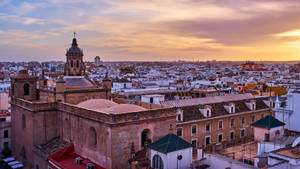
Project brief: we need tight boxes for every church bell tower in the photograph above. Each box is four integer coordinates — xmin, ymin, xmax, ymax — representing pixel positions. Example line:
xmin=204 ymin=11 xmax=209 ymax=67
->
xmin=64 ymin=33 xmax=86 ymax=76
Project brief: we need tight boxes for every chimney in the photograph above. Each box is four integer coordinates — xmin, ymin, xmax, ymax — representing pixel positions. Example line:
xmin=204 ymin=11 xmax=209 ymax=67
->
xmin=169 ymin=124 xmax=173 ymax=134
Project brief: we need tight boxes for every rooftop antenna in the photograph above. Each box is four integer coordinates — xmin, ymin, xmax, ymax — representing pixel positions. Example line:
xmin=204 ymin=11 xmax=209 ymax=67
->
xmin=73 ymin=32 xmax=76 ymax=38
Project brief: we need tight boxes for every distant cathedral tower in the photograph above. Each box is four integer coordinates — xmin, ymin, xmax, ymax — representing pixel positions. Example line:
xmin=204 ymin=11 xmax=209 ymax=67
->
xmin=64 ymin=33 xmax=86 ymax=76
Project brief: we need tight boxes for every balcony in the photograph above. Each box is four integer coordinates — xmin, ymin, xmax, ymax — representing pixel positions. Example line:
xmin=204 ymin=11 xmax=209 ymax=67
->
xmin=272 ymin=107 xmax=293 ymax=114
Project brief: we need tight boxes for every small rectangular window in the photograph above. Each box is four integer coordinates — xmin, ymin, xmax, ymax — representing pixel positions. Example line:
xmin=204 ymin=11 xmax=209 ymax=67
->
xmin=252 ymin=103 xmax=255 ymax=110
xmin=218 ymin=134 xmax=223 ymax=143
xmin=177 ymin=128 xmax=182 ymax=137
xmin=265 ymin=133 xmax=270 ymax=142
xmin=192 ymin=125 xmax=197 ymax=135
xmin=205 ymin=123 xmax=210 ymax=132
xmin=230 ymin=119 xmax=235 ymax=128
xmin=205 ymin=136 xmax=211 ymax=145
xmin=230 ymin=131 xmax=235 ymax=140
xmin=218 ymin=121 xmax=223 ymax=129
xmin=192 ymin=140 xmax=197 ymax=147
xmin=241 ymin=129 xmax=245 ymax=137
xmin=4 ymin=130 xmax=8 ymax=138
xmin=177 ymin=114 xmax=181 ymax=121
xmin=206 ymin=110 xmax=210 ymax=117
xmin=150 ymin=97 xmax=153 ymax=103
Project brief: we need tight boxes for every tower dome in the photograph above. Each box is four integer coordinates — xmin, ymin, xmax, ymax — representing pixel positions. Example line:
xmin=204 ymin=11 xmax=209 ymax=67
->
xmin=64 ymin=33 xmax=86 ymax=76
xmin=66 ymin=38 xmax=83 ymax=55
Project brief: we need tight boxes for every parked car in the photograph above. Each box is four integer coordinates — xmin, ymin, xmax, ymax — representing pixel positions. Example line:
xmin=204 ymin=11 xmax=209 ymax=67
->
xmin=11 ymin=164 xmax=23 ymax=169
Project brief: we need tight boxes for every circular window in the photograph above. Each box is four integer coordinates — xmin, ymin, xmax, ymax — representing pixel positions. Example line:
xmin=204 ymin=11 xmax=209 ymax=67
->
xmin=177 ymin=155 xmax=182 ymax=160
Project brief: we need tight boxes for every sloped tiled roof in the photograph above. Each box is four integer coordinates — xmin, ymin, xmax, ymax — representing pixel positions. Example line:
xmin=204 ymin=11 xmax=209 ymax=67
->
xmin=161 ymin=94 xmax=254 ymax=107
xmin=148 ymin=134 xmax=193 ymax=153
xmin=181 ymin=106 xmax=204 ymax=122
xmin=180 ymin=97 xmax=269 ymax=122
xmin=251 ymin=115 xmax=285 ymax=129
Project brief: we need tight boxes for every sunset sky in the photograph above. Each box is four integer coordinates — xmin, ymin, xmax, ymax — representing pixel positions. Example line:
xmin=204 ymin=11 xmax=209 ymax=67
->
xmin=1 ymin=0 xmax=300 ymax=62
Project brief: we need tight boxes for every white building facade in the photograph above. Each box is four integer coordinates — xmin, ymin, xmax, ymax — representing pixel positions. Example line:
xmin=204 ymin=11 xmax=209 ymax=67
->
xmin=274 ymin=90 xmax=300 ymax=132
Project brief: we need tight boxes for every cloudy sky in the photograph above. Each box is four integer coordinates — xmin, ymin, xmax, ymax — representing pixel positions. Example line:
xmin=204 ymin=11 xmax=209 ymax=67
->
xmin=1 ymin=0 xmax=300 ymax=62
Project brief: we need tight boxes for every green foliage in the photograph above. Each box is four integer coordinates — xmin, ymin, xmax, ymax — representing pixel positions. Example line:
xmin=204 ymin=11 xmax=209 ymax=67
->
xmin=280 ymin=102 xmax=286 ymax=108
xmin=263 ymin=84 xmax=268 ymax=92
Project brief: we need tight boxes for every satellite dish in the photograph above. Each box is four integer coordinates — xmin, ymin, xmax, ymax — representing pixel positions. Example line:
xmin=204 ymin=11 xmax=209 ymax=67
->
xmin=292 ymin=136 xmax=300 ymax=147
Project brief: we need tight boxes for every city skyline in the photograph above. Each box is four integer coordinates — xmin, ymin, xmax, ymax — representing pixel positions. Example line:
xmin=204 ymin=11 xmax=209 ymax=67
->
xmin=2 ymin=0 xmax=300 ymax=62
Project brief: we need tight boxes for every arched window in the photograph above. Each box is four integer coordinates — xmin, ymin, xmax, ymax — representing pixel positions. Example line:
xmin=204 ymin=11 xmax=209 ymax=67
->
xmin=76 ymin=60 xmax=79 ymax=67
xmin=71 ymin=60 xmax=73 ymax=67
xmin=152 ymin=154 xmax=163 ymax=169
xmin=24 ymin=83 xmax=29 ymax=96
xmin=141 ymin=129 xmax=151 ymax=147
xmin=89 ymin=127 xmax=97 ymax=148
xmin=176 ymin=109 xmax=183 ymax=121
xmin=22 ymin=114 xmax=26 ymax=129
xmin=203 ymin=106 xmax=211 ymax=117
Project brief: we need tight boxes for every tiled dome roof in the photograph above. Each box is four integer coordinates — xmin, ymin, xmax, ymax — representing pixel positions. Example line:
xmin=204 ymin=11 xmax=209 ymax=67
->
xmin=77 ymin=99 xmax=118 ymax=110
xmin=100 ymin=104 xmax=147 ymax=114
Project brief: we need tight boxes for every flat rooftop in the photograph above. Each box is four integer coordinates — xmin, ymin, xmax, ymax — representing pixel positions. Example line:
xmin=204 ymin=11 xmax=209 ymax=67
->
xmin=141 ymin=94 xmax=164 ymax=97
xmin=268 ymin=135 xmax=298 ymax=146
xmin=48 ymin=144 xmax=105 ymax=169
xmin=273 ymin=146 xmax=300 ymax=159
xmin=217 ymin=141 xmax=257 ymax=162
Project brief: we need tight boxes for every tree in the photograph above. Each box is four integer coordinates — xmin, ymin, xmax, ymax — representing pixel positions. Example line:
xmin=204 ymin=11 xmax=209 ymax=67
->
xmin=263 ymin=84 xmax=268 ymax=92
xmin=280 ymin=102 xmax=286 ymax=108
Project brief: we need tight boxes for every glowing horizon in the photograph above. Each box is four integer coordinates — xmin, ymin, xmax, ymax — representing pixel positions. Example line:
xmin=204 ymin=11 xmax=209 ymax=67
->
xmin=1 ymin=0 xmax=300 ymax=62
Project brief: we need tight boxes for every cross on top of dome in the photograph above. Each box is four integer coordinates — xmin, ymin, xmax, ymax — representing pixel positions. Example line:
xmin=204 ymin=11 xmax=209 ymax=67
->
xmin=72 ymin=33 xmax=78 ymax=48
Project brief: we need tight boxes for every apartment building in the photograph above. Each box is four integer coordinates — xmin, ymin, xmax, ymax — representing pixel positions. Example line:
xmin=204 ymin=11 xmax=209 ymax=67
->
xmin=161 ymin=94 xmax=274 ymax=149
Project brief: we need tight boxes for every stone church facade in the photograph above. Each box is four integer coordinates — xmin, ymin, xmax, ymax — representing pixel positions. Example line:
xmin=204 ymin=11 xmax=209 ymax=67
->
xmin=10 ymin=37 xmax=176 ymax=169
